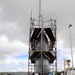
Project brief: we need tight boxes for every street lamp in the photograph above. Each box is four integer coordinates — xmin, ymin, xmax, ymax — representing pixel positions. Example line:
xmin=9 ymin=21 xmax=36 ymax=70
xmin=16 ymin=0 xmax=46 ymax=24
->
xmin=68 ymin=24 xmax=74 ymax=75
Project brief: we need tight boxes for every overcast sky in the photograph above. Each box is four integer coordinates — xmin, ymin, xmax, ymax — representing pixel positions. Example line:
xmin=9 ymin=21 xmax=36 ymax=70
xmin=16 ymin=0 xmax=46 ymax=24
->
xmin=0 ymin=0 xmax=75 ymax=72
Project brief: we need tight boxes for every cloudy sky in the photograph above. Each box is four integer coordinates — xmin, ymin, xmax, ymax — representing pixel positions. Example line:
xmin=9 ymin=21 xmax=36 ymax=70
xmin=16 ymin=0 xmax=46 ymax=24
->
xmin=0 ymin=0 xmax=75 ymax=72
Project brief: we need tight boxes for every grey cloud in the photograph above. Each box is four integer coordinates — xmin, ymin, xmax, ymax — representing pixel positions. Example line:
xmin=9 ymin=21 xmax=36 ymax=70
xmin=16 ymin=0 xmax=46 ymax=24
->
xmin=0 ymin=0 xmax=35 ymax=43
xmin=0 ymin=0 xmax=75 ymax=45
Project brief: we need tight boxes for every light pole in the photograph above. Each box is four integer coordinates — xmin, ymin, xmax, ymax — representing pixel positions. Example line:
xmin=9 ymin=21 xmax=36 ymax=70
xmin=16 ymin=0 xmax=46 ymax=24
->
xmin=68 ymin=24 xmax=74 ymax=75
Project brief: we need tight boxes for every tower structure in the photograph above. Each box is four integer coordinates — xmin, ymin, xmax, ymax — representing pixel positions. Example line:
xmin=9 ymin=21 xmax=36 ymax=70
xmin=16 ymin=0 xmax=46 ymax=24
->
xmin=28 ymin=16 xmax=57 ymax=75
xmin=28 ymin=1 xmax=57 ymax=75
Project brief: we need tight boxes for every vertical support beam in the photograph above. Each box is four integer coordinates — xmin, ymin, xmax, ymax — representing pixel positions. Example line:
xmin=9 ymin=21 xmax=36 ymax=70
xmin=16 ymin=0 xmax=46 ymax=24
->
xmin=41 ymin=29 xmax=43 ymax=75
xmin=41 ymin=16 xmax=43 ymax=75
xmin=39 ymin=0 xmax=43 ymax=75
xmin=54 ymin=20 xmax=57 ymax=75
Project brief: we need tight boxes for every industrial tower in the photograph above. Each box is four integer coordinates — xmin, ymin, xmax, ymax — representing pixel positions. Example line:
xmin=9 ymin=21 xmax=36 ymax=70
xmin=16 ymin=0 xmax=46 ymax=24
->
xmin=28 ymin=17 xmax=57 ymax=75
xmin=28 ymin=1 xmax=57 ymax=75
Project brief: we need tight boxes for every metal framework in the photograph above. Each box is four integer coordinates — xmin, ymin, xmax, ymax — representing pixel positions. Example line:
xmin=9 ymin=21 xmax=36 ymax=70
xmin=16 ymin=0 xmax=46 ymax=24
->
xmin=28 ymin=15 xmax=57 ymax=75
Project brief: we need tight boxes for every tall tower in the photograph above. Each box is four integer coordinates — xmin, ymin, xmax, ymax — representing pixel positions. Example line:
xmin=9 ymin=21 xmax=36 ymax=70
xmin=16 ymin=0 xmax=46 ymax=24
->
xmin=28 ymin=1 xmax=57 ymax=75
xmin=28 ymin=17 xmax=57 ymax=75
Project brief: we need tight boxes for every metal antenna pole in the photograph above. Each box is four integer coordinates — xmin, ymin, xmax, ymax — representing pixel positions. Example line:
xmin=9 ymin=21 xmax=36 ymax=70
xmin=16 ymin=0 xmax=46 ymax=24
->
xmin=41 ymin=16 xmax=43 ymax=75
xmin=39 ymin=0 xmax=41 ymax=27
xmin=39 ymin=0 xmax=41 ymax=19
xmin=31 ymin=10 xmax=32 ymax=19
xmin=39 ymin=0 xmax=43 ymax=75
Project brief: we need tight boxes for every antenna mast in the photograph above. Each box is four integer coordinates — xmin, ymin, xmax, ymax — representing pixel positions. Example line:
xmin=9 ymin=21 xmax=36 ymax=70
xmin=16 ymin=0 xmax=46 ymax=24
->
xmin=39 ymin=0 xmax=41 ymax=26
xmin=39 ymin=0 xmax=43 ymax=75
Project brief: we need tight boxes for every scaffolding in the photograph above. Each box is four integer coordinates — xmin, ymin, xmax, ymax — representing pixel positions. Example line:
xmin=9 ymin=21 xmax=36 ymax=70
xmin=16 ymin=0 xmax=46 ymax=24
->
xmin=28 ymin=15 xmax=57 ymax=75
